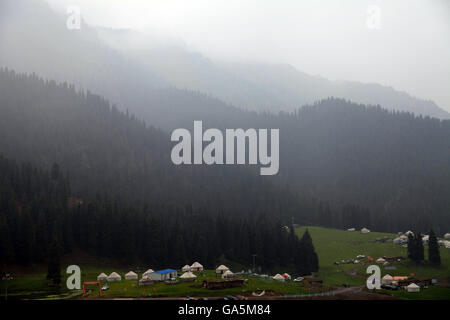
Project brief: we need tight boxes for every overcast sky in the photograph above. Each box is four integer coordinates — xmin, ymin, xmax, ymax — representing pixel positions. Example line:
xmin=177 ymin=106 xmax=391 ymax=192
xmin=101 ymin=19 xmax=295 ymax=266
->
xmin=44 ymin=0 xmax=450 ymax=111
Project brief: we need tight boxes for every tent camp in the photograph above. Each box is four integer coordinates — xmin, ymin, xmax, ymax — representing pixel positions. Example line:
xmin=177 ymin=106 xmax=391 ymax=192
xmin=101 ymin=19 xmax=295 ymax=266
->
xmin=125 ymin=271 xmax=138 ymax=280
xmin=381 ymin=274 xmax=393 ymax=285
xmin=180 ymin=271 xmax=196 ymax=280
xmin=222 ymin=270 xmax=234 ymax=279
xmin=406 ymin=283 xmax=420 ymax=293
xmin=191 ymin=262 xmax=204 ymax=271
xmin=107 ymin=272 xmax=121 ymax=282
xmin=361 ymin=228 xmax=370 ymax=234
xmin=216 ymin=265 xmax=229 ymax=274
xmin=272 ymin=274 xmax=285 ymax=281
xmin=376 ymin=257 xmax=386 ymax=264
xmin=97 ymin=273 xmax=108 ymax=281
xmin=181 ymin=265 xmax=191 ymax=272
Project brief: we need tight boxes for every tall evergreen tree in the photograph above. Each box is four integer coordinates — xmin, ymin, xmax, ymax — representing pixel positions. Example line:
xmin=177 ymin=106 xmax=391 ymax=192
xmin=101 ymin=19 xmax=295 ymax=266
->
xmin=47 ymin=238 xmax=61 ymax=286
xmin=428 ymin=230 xmax=441 ymax=265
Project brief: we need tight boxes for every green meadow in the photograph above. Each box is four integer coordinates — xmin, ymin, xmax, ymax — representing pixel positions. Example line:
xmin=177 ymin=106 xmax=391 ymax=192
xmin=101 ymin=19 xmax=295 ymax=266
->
xmin=295 ymin=226 xmax=450 ymax=299
xmin=2 ymin=226 xmax=449 ymax=300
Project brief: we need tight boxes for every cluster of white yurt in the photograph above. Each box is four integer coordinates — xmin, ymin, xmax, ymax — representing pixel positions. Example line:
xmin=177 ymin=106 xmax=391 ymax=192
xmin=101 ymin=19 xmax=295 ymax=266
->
xmin=190 ymin=261 xmax=204 ymax=271
xmin=179 ymin=271 xmax=197 ymax=280
xmin=216 ymin=265 xmax=230 ymax=274
xmin=125 ymin=271 xmax=138 ymax=280
xmin=97 ymin=273 xmax=108 ymax=281
xmin=272 ymin=274 xmax=285 ymax=281
xmin=107 ymin=272 xmax=122 ymax=282
xmin=361 ymin=227 xmax=370 ymax=234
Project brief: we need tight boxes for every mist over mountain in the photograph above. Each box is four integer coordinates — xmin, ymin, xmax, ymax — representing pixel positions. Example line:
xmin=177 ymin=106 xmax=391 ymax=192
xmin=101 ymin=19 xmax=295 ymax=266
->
xmin=1 ymin=0 xmax=448 ymax=125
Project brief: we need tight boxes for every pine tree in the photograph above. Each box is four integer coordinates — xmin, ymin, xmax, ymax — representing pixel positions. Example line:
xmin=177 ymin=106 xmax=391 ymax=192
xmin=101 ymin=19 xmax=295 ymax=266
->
xmin=296 ymin=229 xmax=319 ymax=275
xmin=416 ymin=233 xmax=424 ymax=262
xmin=47 ymin=238 xmax=61 ymax=286
xmin=407 ymin=233 xmax=415 ymax=260
xmin=428 ymin=230 xmax=441 ymax=265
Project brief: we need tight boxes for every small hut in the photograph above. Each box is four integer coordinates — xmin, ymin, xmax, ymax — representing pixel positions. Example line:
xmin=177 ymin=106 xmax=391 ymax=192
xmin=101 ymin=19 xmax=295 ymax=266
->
xmin=181 ymin=265 xmax=191 ymax=272
xmin=180 ymin=271 xmax=197 ymax=281
xmin=222 ymin=270 xmax=234 ymax=279
xmin=125 ymin=271 xmax=138 ymax=280
xmin=191 ymin=262 xmax=204 ymax=272
xmin=361 ymin=227 xmax=370 ymax=234
xmin=142 ymin=269 xmax=154 ymax=278
xmin=107 ymin=272 xmax=122 ymax=282
xmin=406 ymin=283 xmax=420 ymax=293
xmin=376 ymin=257 xmax=386 ymax=264
xmin=381 ymin=274 xmax=393 ymax=285
xmin=216 ymin=265 xmax=229 ymax=274
xmin=97 ymin=273 xmax=108 ymax=281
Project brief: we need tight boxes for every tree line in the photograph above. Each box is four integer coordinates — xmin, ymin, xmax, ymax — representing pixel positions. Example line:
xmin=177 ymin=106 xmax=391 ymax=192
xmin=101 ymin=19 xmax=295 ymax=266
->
xmin=0 ymin=154 xmax=319 ymax=278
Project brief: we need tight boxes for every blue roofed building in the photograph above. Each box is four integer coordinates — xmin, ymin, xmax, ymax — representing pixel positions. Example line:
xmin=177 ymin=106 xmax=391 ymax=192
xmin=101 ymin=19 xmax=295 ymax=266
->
xmin=146 ymin=269 xmax=177 ymax=281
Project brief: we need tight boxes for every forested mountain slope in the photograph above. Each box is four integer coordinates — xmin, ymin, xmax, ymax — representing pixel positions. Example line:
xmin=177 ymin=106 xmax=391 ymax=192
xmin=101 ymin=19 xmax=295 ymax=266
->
xmin=0 ymin=69 xmax=307 ymax=222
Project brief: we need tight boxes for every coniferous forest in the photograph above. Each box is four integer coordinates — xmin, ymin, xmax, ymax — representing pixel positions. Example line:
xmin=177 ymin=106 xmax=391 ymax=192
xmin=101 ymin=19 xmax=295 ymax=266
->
xmin=1 ymin=68 xmax=450 ymax=237
xmin=0 ymin=153 xmax=317 ymax=275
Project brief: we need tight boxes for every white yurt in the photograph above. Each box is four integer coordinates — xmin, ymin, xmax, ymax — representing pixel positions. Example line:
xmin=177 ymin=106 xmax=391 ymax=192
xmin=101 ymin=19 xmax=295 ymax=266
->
xmin=97 ymin=272 xmax=108 ymax=281
xmin=381 ymin=274 xmax=393 ymax=285
xmin=180 ymin=271 xmax=197 ymax=280
xmin=444 ymin=240 xmax=450 ymax=249
xmin=216 ymin=265 xmax=230 ymax=274
xmin=406 ymin=283 xmax=420 ymax=293
xmin=181 ymin=265 xmax=191 ymax=272
xmin=347 ymin=228 xmax=355 ymax=231
xmin=445 ymin=233 xmax=450 ymax=239
xmin=376 ymin=257 xmax=386 ymax=264
xmin=405 ymin=230 xmax=414 ymax=236
xmin=125 ymin=271 xmax=138 ymax=280
xmin=222 ymin=270 xmax=234 ymax=279
xmin=393 ymin=237 xmax=403 ymax=244
xmin=272 ymin=274 xmax=285 ymax=281
xmin=142 ymin=269 xmax=154 ymax=277
xmin=361 ymin=228 xmax=370 ymax=234
xmin=107 ymin=272 xmax=122 ymax=282
xmin=422 ymin=235 xmax=429 ymax=243
xmin=191 ymin=262 xmax=204 ymax=271
xmin=399 ymin=235 xmax=408 ymax=240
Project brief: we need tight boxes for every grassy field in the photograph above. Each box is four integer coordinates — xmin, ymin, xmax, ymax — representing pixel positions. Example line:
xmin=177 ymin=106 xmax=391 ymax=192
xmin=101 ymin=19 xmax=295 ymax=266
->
xmin=2 ymin=226 xmax=449 ymax=300
xmin=295 ymin=226 xmax=450 ymax=299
